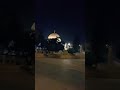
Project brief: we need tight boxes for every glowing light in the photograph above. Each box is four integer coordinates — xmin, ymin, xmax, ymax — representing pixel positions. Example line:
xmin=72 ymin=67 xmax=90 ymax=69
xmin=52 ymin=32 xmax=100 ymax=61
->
xmin=64 ymin=43 xmax=68 ymax=50
xmin=68 ymin=43 xmax=71 ymax=46
xmin=57 ymin=38 xmax=61 ymax=42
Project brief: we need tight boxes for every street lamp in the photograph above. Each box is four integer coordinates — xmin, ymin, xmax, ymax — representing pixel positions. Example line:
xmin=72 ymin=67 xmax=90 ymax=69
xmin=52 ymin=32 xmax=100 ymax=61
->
xmin=68 ymin=43 xmax=71 ymax=46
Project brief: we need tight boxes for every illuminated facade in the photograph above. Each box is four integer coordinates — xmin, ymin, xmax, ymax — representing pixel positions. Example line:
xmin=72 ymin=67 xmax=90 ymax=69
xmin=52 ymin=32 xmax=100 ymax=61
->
xmin=64 ymin=43 xmax=72 ymax=50
xmin=48 ymin=30 xmax=61 ymax=42
xmin=36 ymin=30 xmax=83 ymax=53
xmin=48 ymin=31 xmax=73 ymax=51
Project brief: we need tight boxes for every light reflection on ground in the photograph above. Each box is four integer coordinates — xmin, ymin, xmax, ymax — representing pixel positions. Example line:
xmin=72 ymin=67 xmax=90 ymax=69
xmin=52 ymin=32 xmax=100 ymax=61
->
xmin=35 ymin=58 xmax=85 ymax=90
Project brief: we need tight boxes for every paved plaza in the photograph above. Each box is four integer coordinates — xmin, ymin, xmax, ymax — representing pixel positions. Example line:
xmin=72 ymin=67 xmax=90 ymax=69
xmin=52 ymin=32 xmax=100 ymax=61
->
xmin=35 ymin=58 xmax=85 ymax=90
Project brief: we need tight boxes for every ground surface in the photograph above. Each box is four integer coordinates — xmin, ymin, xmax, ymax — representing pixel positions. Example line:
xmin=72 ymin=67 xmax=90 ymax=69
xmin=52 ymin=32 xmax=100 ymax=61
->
xmin=0 ymin=55 xmax=34 ymax=90
xmin=0 ymin=64 xmax=34 ymax=90
xmin=35 ymin=58 xmax=85 ymax=90
xmin=86 ymin=61 xmax=120 ymax=90
xmin=1 ymin=55 xmax=120 ymax=90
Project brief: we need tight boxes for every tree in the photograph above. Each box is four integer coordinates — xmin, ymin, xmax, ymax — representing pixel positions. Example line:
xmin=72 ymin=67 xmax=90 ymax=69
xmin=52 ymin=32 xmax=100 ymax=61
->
xmin=68 ymin=48 xmax=76 ymax=54
xmin=46 ymin=38 xmax=64 ymax=52
xmin=57 ymin=42 xmax=64 ymax=51
xmin=73 ymin=35 xmax=80 ymax=53
xmin=23 ymin=31 xmax=35 ymax=65
xmin=36 ymin=31 xmax=43 ymax=44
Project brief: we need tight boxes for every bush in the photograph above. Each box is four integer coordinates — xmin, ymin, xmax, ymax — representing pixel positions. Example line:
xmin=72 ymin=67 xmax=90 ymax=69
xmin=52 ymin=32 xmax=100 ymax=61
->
xmin=67 ymin=48 xmax=76 ymax=54
xmin=35 ymin=53 xmax=45 ymax=58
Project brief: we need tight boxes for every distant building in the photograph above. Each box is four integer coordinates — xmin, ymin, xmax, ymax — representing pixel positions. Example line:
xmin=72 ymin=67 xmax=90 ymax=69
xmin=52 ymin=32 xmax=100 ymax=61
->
xmin=64 ymin=43 xmax=73 ymax=50
xmin=47 ymin=30 xmax=64 ymax=52
xmin=48 ymin=30 xmax=61 ymax=42
xmin=48 ymin=31 xmax=75 ymax=50
xmin=36 ymin=30 xmax=84 ymax=53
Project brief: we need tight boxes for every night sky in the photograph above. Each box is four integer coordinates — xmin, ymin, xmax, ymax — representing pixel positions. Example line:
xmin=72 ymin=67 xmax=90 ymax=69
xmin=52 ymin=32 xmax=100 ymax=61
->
xmin=0 ymin=0 xmax=34 ymax=43
xmin=0 ymin=0 xmax=120 ymax=46
xmin=36 ymin=0 xmax=85 ymax=43
xmin=36 ymin=1 xmax=120 ymax=45
xmin=86 ymin=7 xmax=120 ymax=45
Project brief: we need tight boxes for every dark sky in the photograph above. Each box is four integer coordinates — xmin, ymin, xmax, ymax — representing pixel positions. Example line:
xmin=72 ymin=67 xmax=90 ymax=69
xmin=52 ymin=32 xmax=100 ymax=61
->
xmin=1 ymin=0 xmax=120 ymax=45
xmin=0 ymin=0 xmax=34 ymax=43
xmin=36 ymin=0 xmax=120 ymax=45
xmin=86 ymin=7 xmax=120 ymax=45
xmin=36 ymin=0 xmax=85 ymax=43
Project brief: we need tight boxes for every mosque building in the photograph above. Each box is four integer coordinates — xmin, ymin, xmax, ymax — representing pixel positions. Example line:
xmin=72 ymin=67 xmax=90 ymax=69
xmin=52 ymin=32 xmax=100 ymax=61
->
xmin=47 ymin=30 xmax=72 ymax=50
xmin=36 ymin=29 xmax=83 ymax=53
xmin=48 ymin=30 xmax=61 ymax=42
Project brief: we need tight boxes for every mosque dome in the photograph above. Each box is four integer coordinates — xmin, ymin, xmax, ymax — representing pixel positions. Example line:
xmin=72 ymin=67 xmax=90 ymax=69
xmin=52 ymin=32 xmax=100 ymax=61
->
xmin=48 ymin=31 xmax=60 ymax=39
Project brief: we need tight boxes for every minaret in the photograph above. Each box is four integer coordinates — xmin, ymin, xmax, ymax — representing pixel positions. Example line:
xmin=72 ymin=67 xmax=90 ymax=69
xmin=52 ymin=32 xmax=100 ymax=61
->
xmin=31 ymin=22 xmax=35 ymax=31
xmin=54 ymin=30 xmax=56 ymax=33
xmin=108 ymin=45 xmax=113 ymax=66
xmin=80 ymin=45 xmax=82 ymax=53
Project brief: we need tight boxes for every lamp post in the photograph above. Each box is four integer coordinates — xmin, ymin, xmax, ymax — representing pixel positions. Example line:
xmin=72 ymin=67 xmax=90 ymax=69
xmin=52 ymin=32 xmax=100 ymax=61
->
xmin=107 ymin=44 xmax=113 ymax=67
xmin=79 ymin=44 xmax=82 ymax=53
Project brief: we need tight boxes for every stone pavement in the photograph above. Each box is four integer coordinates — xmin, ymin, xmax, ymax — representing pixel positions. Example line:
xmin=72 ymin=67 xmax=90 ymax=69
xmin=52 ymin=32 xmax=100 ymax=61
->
xmin=36 ymin=75 xmax=84 ymax=90
xmin=35 ymin=58 xmax=85 ymax=90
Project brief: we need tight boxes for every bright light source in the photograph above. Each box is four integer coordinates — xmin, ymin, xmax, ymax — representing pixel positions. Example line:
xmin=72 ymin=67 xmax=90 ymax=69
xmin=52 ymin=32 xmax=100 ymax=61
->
xmin=68 ymin=43 xmax=71 ymax=46
xmin=57 ymin=38 xmax=61 ymax=42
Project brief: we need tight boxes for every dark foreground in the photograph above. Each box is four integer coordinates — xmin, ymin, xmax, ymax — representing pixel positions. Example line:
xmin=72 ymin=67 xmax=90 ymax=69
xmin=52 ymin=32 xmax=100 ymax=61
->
xmin=86 ymin=62 xmax=120 ymax=90
xmin=0 ymin=55 xmax=34 ymax=90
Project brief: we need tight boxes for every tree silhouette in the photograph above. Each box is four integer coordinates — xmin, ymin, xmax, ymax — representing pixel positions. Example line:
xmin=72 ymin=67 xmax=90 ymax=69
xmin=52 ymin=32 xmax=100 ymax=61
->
xmin=73 ymin=35 xmax=80 ymax=53
xmin=36 ymin=31 xmax=43 ymax=45
xmin=47 ymin=38 xmax=64 ymax=52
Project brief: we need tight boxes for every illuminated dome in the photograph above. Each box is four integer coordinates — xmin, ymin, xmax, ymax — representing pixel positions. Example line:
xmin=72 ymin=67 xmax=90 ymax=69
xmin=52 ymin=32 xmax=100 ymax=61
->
xmin=48 ymin=31 xmax=60 ymax=39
